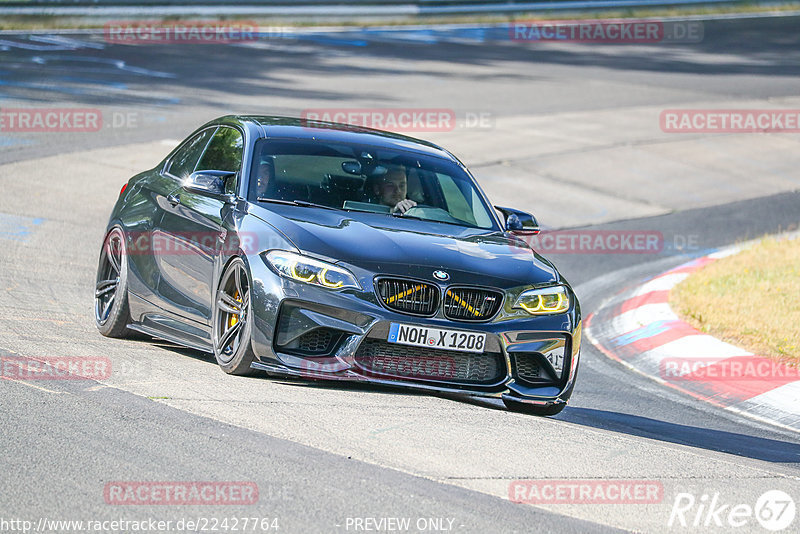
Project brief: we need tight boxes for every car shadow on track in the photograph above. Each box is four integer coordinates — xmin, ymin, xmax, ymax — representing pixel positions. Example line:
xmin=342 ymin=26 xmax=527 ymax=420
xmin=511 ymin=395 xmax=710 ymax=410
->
xmin=271 ymin=375 xmax=507 ymax=409
xmin=147 ymin=339 xmax=505 ymax=404
xmin=560 ymin=407 xmax=800 ymax=463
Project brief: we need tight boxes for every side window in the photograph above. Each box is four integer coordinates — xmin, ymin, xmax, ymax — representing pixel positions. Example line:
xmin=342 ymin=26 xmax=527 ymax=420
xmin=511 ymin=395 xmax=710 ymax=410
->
xmin=196 ymin=127 xmax=244 ymax=174
xmin=166 ymin=128 xmax=215 ymax=178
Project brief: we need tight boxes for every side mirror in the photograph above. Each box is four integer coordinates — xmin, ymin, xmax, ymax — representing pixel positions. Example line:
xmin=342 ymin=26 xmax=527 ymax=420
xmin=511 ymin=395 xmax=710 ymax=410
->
xmin=495 ymin=206 xmax=540 ymax=235
xmin=184 ymin=170 xmax=237 ymax=202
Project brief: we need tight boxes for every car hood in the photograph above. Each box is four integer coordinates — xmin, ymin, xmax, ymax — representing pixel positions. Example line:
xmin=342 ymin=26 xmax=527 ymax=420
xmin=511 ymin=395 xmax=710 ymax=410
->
xmin=248 ymin=204 xmax=558 ymax=287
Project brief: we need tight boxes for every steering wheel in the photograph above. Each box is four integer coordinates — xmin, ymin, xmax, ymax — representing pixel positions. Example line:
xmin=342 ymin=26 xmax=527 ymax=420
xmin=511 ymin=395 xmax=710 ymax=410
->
xmin=399 ymin=204 xmax=434 ymax=216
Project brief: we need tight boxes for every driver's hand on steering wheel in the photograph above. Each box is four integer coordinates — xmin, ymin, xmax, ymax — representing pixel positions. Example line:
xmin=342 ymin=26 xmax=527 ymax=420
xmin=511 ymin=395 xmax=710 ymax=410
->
xmin=391 ymin=199 xmax=417 ymax=214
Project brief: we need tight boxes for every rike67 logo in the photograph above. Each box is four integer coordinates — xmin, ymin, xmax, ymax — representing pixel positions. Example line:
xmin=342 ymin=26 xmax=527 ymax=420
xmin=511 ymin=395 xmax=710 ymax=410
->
xmin=669 ymin=490 xmax=796 ymax=531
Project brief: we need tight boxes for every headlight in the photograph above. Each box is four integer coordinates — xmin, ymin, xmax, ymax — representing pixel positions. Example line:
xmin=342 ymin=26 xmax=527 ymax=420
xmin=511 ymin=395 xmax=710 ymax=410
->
xmin=263 ymin=250 xmax=360 ymax=290
xmin=514 ymin=285 xmax=570 ymax=314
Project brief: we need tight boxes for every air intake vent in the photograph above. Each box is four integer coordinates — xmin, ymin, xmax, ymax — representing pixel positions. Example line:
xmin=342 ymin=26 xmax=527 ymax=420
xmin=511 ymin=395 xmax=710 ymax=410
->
xmin=443 ymin=287 xmax=503 ymax=321
xmin=514 ymin=353 xmax=543 ymax=381
xmin=296 ymin=328 xmax=336 ymax=354
xmin=376 ymin=278 xmax=439 ymax=316
xmin=355 ymin=339 xmax=505 ymax=384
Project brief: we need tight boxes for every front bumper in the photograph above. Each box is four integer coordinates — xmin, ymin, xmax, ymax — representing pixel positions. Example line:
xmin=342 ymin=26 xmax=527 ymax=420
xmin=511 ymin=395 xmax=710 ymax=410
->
xmin=247 ymin=257 xmax=581 ymax=407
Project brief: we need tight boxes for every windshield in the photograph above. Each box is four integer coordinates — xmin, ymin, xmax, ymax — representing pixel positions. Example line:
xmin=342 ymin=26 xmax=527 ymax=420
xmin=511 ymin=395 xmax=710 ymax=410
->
xmin=248 ymin=138 xmax=498 ymax=230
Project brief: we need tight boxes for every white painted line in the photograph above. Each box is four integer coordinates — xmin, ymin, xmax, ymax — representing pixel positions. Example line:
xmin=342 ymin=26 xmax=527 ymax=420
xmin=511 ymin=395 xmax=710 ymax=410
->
xmin=612 ymin=303 xmax=678 ymax=335
xmin=658 ymin=355 xmax=729 ymax=377
xmin=639 ymin=334 xmax=753 ymax=368
xmin=707 ymin=246 xmax=746 ymax=259
xmin=631 ymin=272 xmax=689 ymax=296
xmin=656 ymin=334 xmax=753 ymax=358
xmin=738 ymin=381 xmax=800 ymax=417
xmin=0 ymin=375 xmax=64 ymax=394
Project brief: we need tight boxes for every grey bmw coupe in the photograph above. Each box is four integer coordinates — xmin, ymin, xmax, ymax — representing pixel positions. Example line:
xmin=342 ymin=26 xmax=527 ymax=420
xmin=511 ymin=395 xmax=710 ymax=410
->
xmin=95 ymin=115 xmax=581 ymax=415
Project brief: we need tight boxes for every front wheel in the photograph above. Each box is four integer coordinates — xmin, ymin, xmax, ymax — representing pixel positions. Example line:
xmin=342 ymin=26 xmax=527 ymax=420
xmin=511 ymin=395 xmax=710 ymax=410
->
xmin=212 ymin=258 xmax=258 ymax=375
xmin=503 ymin=399 xmax=566 ymax=416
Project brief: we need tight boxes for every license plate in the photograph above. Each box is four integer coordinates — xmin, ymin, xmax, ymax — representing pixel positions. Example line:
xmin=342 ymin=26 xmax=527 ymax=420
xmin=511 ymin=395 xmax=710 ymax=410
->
xmin=387 ymin=323 xmax=486 ymax=353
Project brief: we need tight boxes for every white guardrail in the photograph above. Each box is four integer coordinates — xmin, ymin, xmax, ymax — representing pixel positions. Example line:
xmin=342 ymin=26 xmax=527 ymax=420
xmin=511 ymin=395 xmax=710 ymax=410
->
xmin=0 ymin=0 xmax=756 ymax=17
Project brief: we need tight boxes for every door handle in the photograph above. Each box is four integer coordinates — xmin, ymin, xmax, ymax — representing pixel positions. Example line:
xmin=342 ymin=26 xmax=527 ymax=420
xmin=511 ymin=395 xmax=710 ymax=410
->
xmin=167 ymin=194 xmax=180 ymax=206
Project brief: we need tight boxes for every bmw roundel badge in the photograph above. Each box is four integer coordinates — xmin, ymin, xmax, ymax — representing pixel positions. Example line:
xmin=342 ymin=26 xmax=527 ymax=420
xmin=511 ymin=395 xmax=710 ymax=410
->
xmin=433 ymin=270 xmax=450 ymax=281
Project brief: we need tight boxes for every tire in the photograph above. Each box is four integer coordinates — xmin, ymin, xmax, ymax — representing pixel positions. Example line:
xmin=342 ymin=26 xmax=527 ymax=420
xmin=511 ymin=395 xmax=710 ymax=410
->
xmin=95 ymin=227 xmax=136 ymax=338
xmin=503 ymin=399 xmax=566 ymax=416
xmin=212 ymin=257 xmax=258 ymax=375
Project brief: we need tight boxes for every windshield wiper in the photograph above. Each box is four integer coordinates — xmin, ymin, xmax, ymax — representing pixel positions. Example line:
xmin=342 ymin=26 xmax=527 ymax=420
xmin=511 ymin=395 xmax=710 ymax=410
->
xmin=257 ymin=198 xmax=341 ymax=211
xmin=390 ymin=211 xmax=478 ymax=229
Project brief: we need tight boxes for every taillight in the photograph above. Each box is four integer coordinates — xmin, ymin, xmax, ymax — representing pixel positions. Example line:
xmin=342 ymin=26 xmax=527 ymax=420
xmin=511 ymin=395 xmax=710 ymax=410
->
xmin=120 ymin=183 xmax=128 ymax=196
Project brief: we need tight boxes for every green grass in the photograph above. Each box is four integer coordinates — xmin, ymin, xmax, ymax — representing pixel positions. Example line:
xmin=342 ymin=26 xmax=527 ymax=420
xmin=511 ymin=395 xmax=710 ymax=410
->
xmin=671 ymin=236 xmax=800 ymax=363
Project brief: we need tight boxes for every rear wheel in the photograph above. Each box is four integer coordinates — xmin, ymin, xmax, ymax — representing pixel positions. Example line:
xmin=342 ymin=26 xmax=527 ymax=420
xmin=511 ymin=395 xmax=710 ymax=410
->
xmin=95 ymin=227 xmax=135 ymax=338
xmin=503 ymin=399 xmax=566 ymax=416
xmin=212 ymin=258 xmax=258 ymax=375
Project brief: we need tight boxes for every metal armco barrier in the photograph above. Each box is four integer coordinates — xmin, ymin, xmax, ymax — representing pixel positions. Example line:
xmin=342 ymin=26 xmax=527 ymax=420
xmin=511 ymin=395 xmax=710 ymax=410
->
xmin=0 ymin=0 xmax=754 ymax=16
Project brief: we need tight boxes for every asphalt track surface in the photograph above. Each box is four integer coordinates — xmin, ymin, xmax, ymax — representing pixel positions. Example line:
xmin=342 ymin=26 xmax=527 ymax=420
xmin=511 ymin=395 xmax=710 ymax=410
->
xmin=1 ymin=15 xmax=800 ymax=534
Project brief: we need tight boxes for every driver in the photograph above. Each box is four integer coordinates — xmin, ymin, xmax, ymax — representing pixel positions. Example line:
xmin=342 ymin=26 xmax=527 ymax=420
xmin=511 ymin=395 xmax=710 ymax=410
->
xmin=373 ymin=165 xmax=417 ymax=214
xmin=254 ymin=160 xmax=273 ymax=198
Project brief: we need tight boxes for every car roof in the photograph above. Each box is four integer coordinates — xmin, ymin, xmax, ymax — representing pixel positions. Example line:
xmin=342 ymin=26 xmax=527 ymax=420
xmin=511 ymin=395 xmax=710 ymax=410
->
xmin=212 ymin=115 xmax=460 ymax=163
